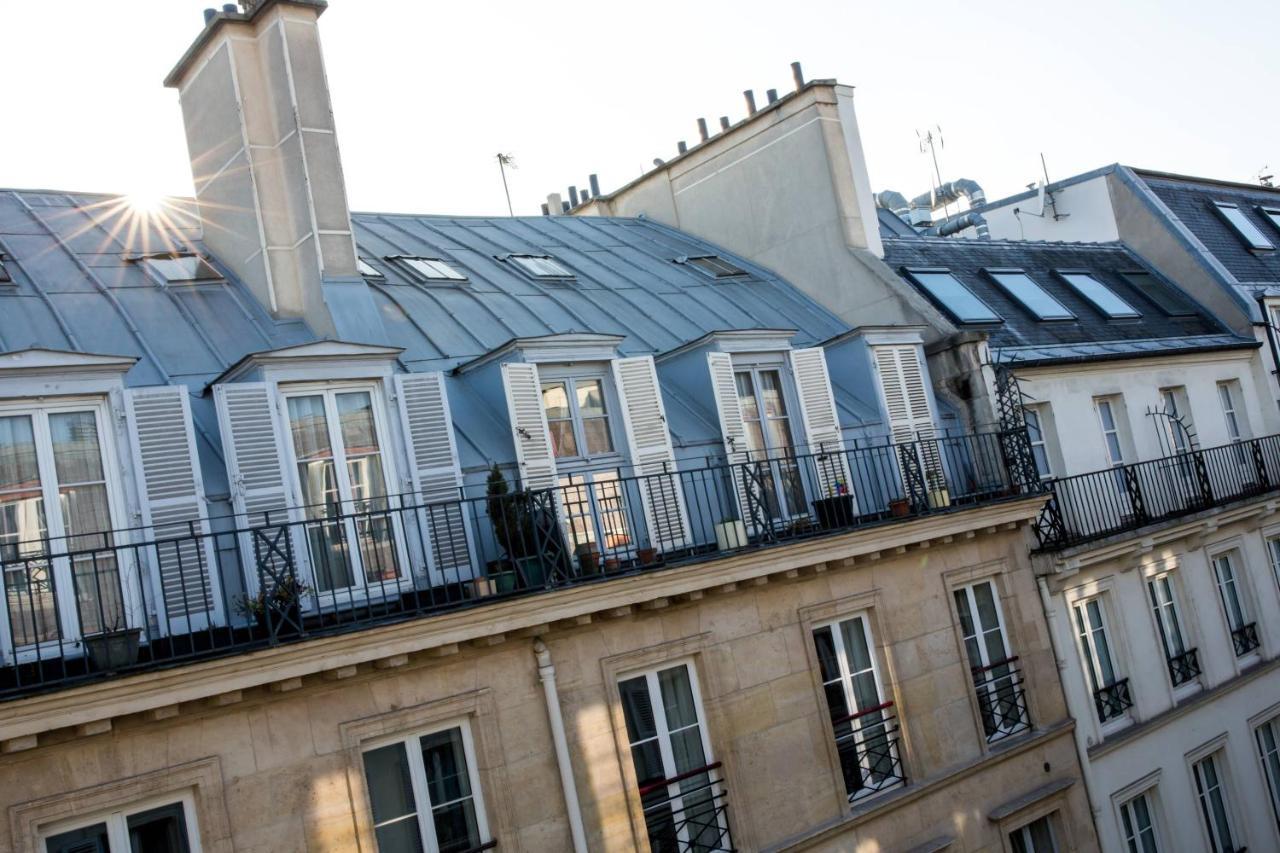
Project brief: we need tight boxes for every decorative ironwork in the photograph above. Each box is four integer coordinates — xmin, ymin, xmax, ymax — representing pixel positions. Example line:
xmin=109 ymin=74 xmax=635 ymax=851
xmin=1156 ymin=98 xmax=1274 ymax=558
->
xmin=970 ymin=657 xmax=1031 ymax=743
xmin=251 ymin=522 xmax=305 ymax=642
xmin=831 ymin=702 xmax=906 ymax=801
xmin=1231 ymin=623 xmax=1260 ymax=657
xmin=638 ymin=762 xmax=735 ymax=853
xmin=993 ymin=363 xmax=1042 ymax=491
xmin=1167 ymin=648 xmax=1201 ymax=687
xmin=1092 ymin=678 xmax=1133 ymax=723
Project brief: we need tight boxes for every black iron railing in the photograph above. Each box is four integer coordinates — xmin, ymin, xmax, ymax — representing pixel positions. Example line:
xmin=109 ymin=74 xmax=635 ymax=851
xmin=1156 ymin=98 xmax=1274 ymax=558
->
xmin=831 ymin=701 xmax=906 ymax=801
xmin=1231 ymin=623 xmax=1261 ymax=657
xmin=1167 ymin=648 xmax=1202 ymax=687
xmin=0 ymin=430 xmax=1037 ymax=699
xmin=638 ymin=762 xmax=734 ymax=853
xmin=970 ymin=657 xmax=1032 ymax=743
xmin=1092 ymin=678 xmax=1133 ymax=723
xmin=1036 ymin=434 xmax=1280 ymax=550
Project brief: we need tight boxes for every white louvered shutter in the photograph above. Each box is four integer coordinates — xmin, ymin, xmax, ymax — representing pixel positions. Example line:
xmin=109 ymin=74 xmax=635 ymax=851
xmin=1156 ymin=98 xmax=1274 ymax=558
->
xmin=790 ymin=348 xmax=854 ymax=503
xmin=707 ymin=351 xmax=761 ymax=531
xmin=213 ymin=381 xmax=295 ymax=595
xmin=612 ymin=356 xmax=691 ymax=550
xmin=125 ymin=386 xmax=221 ymax=631
xmin=501 ymin=361 xmax=558 ymax=491
xmin=872 ymin=345 xmax=944 ymax=483
xmin=395 ymin=372 xmax=472 ymax=579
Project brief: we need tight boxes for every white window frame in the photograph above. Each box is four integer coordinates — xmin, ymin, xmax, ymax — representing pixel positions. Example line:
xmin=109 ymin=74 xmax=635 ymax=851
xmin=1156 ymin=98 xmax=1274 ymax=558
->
xmin=38 ymin=791 xmax=203 ymax=853
xmin=1009 ymin=813 xmax=1059 ymax=853
xmin=1217 ymin=380 xmax=1250 ymax=443
xmin=359 ymin=718 xmax=491 ymax=853
xmin=1158 ymin=387 xmax=1194 ymax=454
xmin=1210 ymin=549 xmax=1258 ymax=661
xmin=1255 ymin=714 xmax=1280 ymax=835
xmin=953 ymin=578 xmax=1028 ymax=743
xmin=1214 ymin=201 xmax=1274 ymax=252
xmin=276 ymin=380 xmax=409 ymax=603
xmin=1190 ymin=749 xmax=1245 ymax=853
xmin=1024 ymin=404 xmax=1057 ymax=480
xmin=538 ymin=369 xmax=622 ymax=467
xmin=1071 ymin=593 xmax=1129 ymax=725
xmin=731 ymin=356 xmax=808 ymax=521
xmin=1145 ymin=571 xmax=1197 ymax=689
xmin=1268 ymin=534 xmax=1280 ymax=595
xmin=1094 ymin=397 xmax=1129 ymax=467
xmin=0 ymin=395 xmax=137 ymax=663
xmin=1116 ymin=785 xmax=1164 ymax=853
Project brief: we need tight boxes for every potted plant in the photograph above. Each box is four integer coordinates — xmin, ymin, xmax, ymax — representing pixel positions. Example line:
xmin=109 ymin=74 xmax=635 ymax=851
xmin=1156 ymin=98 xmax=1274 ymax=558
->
xmin=715 ymin=517 xmax=748 ymax=551
xmin=236 ymin=573 xmax=309 ymax=637
xmin=888 ymin=497 xmax=911 ymax=517
xmin=637 ymin=546 xmax=659 ymax=566
xmin=484 ymin=465 xmax=521 ymax=593
xmin=485 ymin=464 xmax=562 ymax=589
xmin=83 ymin=615 xmax=142 ymax=673
xmin=926 ymin=470 xmax=952 ymax=509
xmin=576 ymin=542 xmax=601 ymax=576
xmin=812 ymin=481 xmax=856 ymax=530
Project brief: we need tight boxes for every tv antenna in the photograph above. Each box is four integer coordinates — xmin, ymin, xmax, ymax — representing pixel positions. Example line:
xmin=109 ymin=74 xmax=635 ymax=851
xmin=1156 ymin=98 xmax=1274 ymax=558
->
xmin=1258 ymin=166 xmax=1274 ymax=188
xmin=916 ymin=125 xmax=947 ymax=216
xmin=496 ymin=153 xmax=517 ymax=216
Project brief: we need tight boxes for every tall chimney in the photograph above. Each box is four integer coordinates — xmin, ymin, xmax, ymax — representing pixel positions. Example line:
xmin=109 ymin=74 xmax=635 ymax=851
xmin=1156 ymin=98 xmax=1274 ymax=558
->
xmin=164 ymin=0 xmax=357 ymax=335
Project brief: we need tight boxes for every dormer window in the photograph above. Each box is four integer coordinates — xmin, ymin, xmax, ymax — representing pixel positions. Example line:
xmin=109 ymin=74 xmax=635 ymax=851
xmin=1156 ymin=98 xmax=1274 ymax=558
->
xmin=506 ymin=254 xmax=574 ymax=280
xmin=680 ymin=255 xmax=747 ymax=279
xmin=357 ymin=258 xmax=384 ymax=278
xmin=144 ymin=255 xmax=221 ymax=283
xmin=1058 ymin=272 xmax=1141 ymax=319
xmin=1213 ymin=201 xmax=1274 ymax=251
xmin=398 ymin=256 xmax=466 ymax=282
xmin=541 ymin=376 xmax=615 ymax=460
xmin=904 ymin=269 xmax=1001 ymax=324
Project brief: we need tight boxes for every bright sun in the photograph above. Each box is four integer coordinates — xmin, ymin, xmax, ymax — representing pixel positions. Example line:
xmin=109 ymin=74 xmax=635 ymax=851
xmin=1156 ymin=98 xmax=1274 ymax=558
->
xmin=126 ymin=191 xmax=165 ymax=214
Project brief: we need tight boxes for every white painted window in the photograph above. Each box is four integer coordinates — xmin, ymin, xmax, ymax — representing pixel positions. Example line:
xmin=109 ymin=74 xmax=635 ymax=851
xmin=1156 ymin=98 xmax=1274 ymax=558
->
xmin=41 ymin=794 xmax=200 ymax=853
xmin=812 ymin=614 xmax=901 ymax=801
xmin=144 ymin=255 xmax=220 ymax=282
xmin=1217 ymin=381 xmax=1249 ymax=442
xmin=541 ymin=376 xmax=616 ymax=461
xmin=1024 ymin=406 xmax=1054 ymax=480
xmin=618 ymin=661 xmax=727 ymax=852
xmin=282 ymin=386 xmax=402 ymax=596
xmin=357 ymin=258 xmax=384 ymax=278
xmin=400 ymin=257 xmax=466 ymax=281
xmin=1118 ymin=789 xmax=1161 ymax=853
xmin=507 ymin=254 xmax=573 ymax=279
xmin=1095 ymin=398 xmax=1128 ymax=467
xmin=1072 ymin=595 xmax=1128 ymax=722
xmin=1211 ymin=551 xmax=1258 ymax=657
xmin=1009 ymin=814 xmax=1059 ymax=853
xmin=1191 ymin=751 xmax=1242 ymax=853
xmin=953 ymin=580 xmax=1026 ymax=740
xmin=734 ymin=365 xmax=805 ymax=518
xmin=1257 ymin=716 xmax=1280 ymax=832
xmin=1268 ymin=535 xmax=1280 ymax=594
xmin=1146 ymin=573 xmax=1197 ymax=687
xmin=558 ymin=469 xmax=632 ymax=557
xmin=0 ymin=402 xmax=124 ymax=651
xmin=361 ymin=721 xmax=490 ymax=853
xmin=1159 ymin=387 xmax=1193 ymax=454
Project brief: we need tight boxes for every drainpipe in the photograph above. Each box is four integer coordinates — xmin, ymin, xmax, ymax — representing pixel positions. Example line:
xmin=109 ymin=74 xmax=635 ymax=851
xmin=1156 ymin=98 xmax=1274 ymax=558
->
xmin=1255 ymin=293 xmax=1280 ymax=381
xmin=534 ymin=638 xmax=589 ymax=853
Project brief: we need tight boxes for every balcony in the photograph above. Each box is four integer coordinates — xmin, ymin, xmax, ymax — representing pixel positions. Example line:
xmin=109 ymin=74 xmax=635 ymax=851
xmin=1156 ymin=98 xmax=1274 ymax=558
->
xmin=831 ymin=701 xmax=906 ymax=802
xmin=1166 ymin=648 xmax=1202 ymax=686
xmin=970 ymin=657 xmax=1032 ymax=744
xmin=1036 ymin=434 xmax=1280 ymax=550
xmin=1092 ymin=678 xmax=1134 ymax=723
xmin=0 ymin=430 xmax=1038 ymax=700
xmin=1231 ymin=623 xmax=1260 ymax=657
xmin=638 ymin=762 xmax=734 ymax=853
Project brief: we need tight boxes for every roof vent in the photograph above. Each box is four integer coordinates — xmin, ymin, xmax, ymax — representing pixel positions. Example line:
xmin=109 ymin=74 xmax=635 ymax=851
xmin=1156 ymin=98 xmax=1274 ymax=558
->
xmin=791 ymin=61 xmax=804 ymax=90
xmin=203 ymin=8 xmax=217 ymax=24
xmin=743 ymin=90 xmax=757 ymax=114
xmin=697 ymin=118 xmax=709 ymax=142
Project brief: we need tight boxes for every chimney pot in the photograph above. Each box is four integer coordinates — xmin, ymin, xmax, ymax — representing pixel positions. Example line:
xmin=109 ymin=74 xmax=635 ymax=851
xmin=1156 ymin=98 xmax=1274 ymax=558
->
xmin=677 ymin=141 xmax=688 ymax=154
xmin=719 ymin=116 xmax=730 ymax=131
xmin=546 ymin=193 xmax=563 ymax=215
xmin=568 ymin=185 xmax=580 ymax=207
xmin=743 ymin=90 xmax=757 ymax=114
xmin=766 ymin=89 xmax=778 ymax=103
xmin=589 ymin=174 xmax=601 ymax=196
xmin=222 ymin=3 xmax=237 ymax=13
xmin=562 ymin=201 xmax=571 ymax=213
xmin=791 ymin=61 xmax=804 ymax=90
xmin=541 ymin=203 xmax=550 ymax=216
xmin=203 ymin=7 xmax=217 ymax=23
xmin=696 ymin=118 xmax=709 ymax=142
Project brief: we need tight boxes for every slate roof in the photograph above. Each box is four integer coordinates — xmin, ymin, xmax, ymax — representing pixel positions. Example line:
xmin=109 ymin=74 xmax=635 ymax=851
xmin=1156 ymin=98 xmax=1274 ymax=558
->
xmin=879 ymin=235 xmax=1251 ymax=363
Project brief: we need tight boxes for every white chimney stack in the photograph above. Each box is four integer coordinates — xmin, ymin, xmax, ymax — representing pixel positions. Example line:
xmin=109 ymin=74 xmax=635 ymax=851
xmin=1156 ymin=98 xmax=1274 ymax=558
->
xmin=165 ymin=0 xmax=357 ymax=335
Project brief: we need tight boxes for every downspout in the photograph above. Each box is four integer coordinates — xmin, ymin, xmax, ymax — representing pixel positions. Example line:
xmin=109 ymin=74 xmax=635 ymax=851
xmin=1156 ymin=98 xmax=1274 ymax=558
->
xmin=1255 ymin=292 xmax=1280 ymax=381
xmin=534 ymin=638 xmax=589 ymax=853
xmin=1036 ymin=575 xmax=1103 ymax=832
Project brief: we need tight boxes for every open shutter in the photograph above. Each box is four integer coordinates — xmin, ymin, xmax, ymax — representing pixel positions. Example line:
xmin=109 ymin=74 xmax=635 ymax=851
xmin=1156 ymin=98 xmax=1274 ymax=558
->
xmin=125 ymin=385 xmax=221 ymax=632
xmin=872 ymin=345 xmax=944 ymax=490
xmin=395 ymin=372 xmax=473 ymax=580
xmin=501 ymin=361 xmax=558 ymax=491
xmin=707 ymin=351 xmax=762 ymax=533
xmin=612 ymin=356 xmax=691 ymax=551
xmin=790 ymin=348 xmax=853 ymax=502
xmin=213 ymin=381 xmax=295 ymax=596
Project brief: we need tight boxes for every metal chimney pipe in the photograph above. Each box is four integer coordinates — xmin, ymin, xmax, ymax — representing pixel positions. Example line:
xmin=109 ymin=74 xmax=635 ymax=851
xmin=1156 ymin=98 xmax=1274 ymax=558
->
xmin=743 ymin=90 xmax=757 ymax=114
xmin=203 ymin=7 xmax=217 ymax=23
xmin=719 ymin=116 xmax=730 ymax=131
xmin=561 ymin=201 xmax=571 ymax=213
xmin=677 ymin=141 xmax=688 ymax=154
xmin=588 ymin=174 xmax=601 ymax=196
xmin=568 ymin=186 xmax=580 ymax=207
xmin=791 ymin=61 xmax=804 ymax=90
xmin=222 ymin=3 xmax=237 ymax=13
xmin=766 ymin=89 xmax=778 ymax=103
xmin=541 ymin=203 xmax=550 ymax=216
xmin=696 ymin=118 xmax=709 ymax=142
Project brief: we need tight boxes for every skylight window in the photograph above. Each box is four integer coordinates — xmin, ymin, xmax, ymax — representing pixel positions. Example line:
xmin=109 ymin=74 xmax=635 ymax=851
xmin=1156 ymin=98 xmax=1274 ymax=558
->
xmin=1058 ymin=272 xmax=1141 ymax=319
xmin=680 ymin=255 xmax=747 ymax=279
xmin=988 ymin=270 xmax=1074 ymax=320
xmin=907 ymin=270 xmax=1001 ymax=324
xmin=0 ymin=254 xmax=11 ymax=284
xmin=144 ymin=255 xmax=221 ymax=282
xmin=1213 ymin=202 xmax=1274 ymax=251
xmin=1120 ymin=271 xmax=1197 ymax=317
xmin=507 ymin=254 xmax=574 ymax=279
xmin=1260 ymin=206 xmax=1280 ymax=235
xmin=400 ymin=257 xmax=466 ymax=281
xmin=357 ymin=258 xmax=383 ymax=278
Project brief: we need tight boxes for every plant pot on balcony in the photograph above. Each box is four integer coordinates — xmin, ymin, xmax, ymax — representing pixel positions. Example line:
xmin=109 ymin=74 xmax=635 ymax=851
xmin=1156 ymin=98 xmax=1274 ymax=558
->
xmin=888 ymin=498 xmax=911 ymax=518
xmin=84 ymin=627 xmax=141 ymax=673
xmin=927 ymin=487 xmax=952 ymax=509
xmin=516 ymin=555 xmax=548 ymax=588
xmin=715 ymin=519 xmax=748 ymax=551
xmin=812 ymin=495 xmax=856 ymax=531
xmin=255 ymin=601 xmax=303 ymax=639
xmin=575 ymin=544 xmax=601 ymax=577
xmin=482 ymin=560 xmax=518 ymax=595
xmin=637 ymin=547 xmax=659 ymax=566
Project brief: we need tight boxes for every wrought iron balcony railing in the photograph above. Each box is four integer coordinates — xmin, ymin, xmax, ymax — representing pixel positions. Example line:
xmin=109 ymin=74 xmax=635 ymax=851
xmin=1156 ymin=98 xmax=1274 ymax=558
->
xmin=1092 ymin=678 xmax=1134 ymax=723
xmin=638 ymin=762 xmax=734 ymax=853
xmin=1231 ymin=623 xmax=1261 ymax=658
xmin=0 ymin=429 xmax=1038 ymax=700
xmin=1036 ymin=434 xmax=1280 ymax=550
xmin=1167 ymin=648 xmax=1202 ymax=687
xmin=970 ymin=657 xmax=1032 ymax=743
xmin=831 ymin=701 xmax=906 ymax=802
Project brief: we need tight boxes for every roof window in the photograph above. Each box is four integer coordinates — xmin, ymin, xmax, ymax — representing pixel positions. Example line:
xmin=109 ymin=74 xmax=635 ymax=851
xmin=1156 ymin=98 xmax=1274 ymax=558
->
xmin=1213 ymin=201 xmax=1274 ymax=251
xmin=399 ymin=256 xmax=467 ymax=282
xmin=1259 ymin=206 xmax=1280 ymax=236
xmin=506 ymin=254 xmax=574 ymax=280
xmin=906 ymin=269 xmax=1001 ymax=324
xmin=144 ymin=255 xmax=221 ymax=282
xmin=1058 ymin=272 xmax=1140 ymax=319
xmin=1120 ymin=271 xmax=1197 ymax=317
xmin=357 ymin=258 xmax=384 ymax=278
xmin=987 ymin=270 xmax=1074 ymax=321
xmin=679 ymin=255 xmax=747 ymax=279
xmin=0 ymin=254 xmax=11 ymax=283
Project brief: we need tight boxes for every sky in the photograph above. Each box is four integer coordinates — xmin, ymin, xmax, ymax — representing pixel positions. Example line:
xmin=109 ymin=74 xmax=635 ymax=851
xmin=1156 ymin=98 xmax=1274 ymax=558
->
xmin=1 ymin=0 xmax=1277 ymax=217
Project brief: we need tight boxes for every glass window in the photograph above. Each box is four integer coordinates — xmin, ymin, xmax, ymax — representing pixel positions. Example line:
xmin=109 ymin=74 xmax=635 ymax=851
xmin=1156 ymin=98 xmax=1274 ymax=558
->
xmin=362 ymin=722 xmax=489 ymax=853
xmin=812 ymin=614 xmax=901 ymax=801
xmin=908 ymin=270 xmax=1001 ymax=323
xmin=1072 ymin=596 xmax=1126 ymax=722
xmin=0 ymin=255 xmax=11 ymax=283
xmin=1096 ymin=399 xmax=1127 ymax=467
xmin=1025 ymin=407 xmax=1053 ymax=480
xmin=1261 ymin=206 xmax=1280 ymax=235
xmin=358 ymin=258 xmax=384 ymax=278
xmin=558 ymin=469 xmax=632 ymax=558
xmin=540 ymin=376 xmax=615 ymax=461
xmin=1191 ymin=752 xmax=1241 ymax=853
xmin=1159 ymin=388 xmax=1193 ymax=454
xmin=733 ymin=367 xmax=804 ymax=520
xmin=508 ymin=254 xmax=573 ymax=279
xmin=1214 ymin=202 xmax=1274 ymax=251
xmin=1147 ymin=573 xmax=1197 ymax=687
xmin=1268 ymin=536 xmax=1280 ymax=595
xmin=989 ymin=271 xmax=1074 ymax=320
xmin=144 ymin=255 xmax=221 ymax=282
xmin=682 ymin=255 xmax=746 ymax=278
xmin=1010 ymin=814 xmax=1059 ymax=853
xmin=1118 ymin=790 xmax=1160 ymax=853
xmin=43 ymin=799 xmax=194 ymax=853
xmin=401 ymin=257 xmax=466 ymax=281
xmin=1217 ymin=382 xmax=1247 ymax=442
xmin=1211 ymin=551 xmax=1256 ymax=656
xmin=1256 ymin=717 xmax=1280 ymax=832
xmin=1059 ymin=273 xmax=1141 ymax=319
xmin=1121 ymin=272 xmax=1197 ymax=317
xmin=954 ymin=580 xmax=1027 ymax=740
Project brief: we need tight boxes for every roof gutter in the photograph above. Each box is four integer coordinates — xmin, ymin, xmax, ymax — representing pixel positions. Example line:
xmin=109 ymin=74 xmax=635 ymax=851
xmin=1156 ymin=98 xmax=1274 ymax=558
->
xmin=997 ymin=339 xmax=1260 ymax=369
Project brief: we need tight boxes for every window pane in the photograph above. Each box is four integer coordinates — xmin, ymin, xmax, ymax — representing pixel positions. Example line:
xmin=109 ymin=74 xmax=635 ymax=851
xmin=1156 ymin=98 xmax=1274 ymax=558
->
xmin=1061 ymin=273 xmax=1140 ymax=318
xmin=287 ymin=396 xmax=333 ymax=462
xmin=658 ymin=665 xmax=699 ymax=731
xmin=49 ymin=412 xmax=105 ymax=485
xmin=912 ymin=271 xmax=1001 ymax=323
xmin=734 ymin=372 xmax=759 ymax=421
xmin=0 ymin=415 xmax=40 ymax=493
xmin=813 ymin=627 xmax=842 ymax=683
xmin=582 ymin=418 xmax=613 ymax=456
xmin=431 ymin=800 xmax=481 ymax=853
xmin=45 ymin=821 xmax=110 ymax=853
xmin=126 ymin=802 xmax=192 ymax=853
xmin=364 ymin=743 xmax=419 ymax=827
xmin=1215 ymin=202 xmax=1274 ymax=250
xmin=991 ymin=271 xmax=1074 ymax=320
xmin=575 ymin=380 xmax=606 ymax=417
xmin=541 ymin=383 xmax=570 ymax=420
xmin=619 ymin=676 xmax=657 ymax=742
xmin=336 ymin=392 xmax=380 ymax=456
xmin=547 ymin=421 xmax=578 ymax=458
xmin=758 ymin=371 xmax=787 ymax=418
xmin=420 ymin=728 xmax=473 ymax=806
